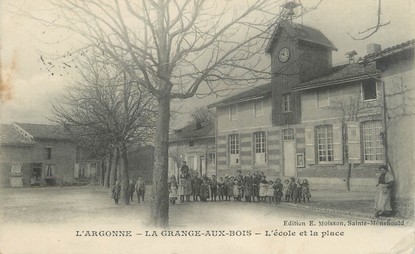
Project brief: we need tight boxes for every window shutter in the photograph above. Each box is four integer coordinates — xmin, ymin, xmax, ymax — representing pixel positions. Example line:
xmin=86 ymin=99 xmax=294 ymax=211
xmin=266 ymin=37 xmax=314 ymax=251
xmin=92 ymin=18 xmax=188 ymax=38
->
xmin=332 ymin=123 xmax=343 ymax=164
xmin=74 ymin=163 xmax=80 ymax=178
xmin=305 ymin=126 xmax=315 ymax=165
xmin=347 ymin=121 xmax=361 ymax=163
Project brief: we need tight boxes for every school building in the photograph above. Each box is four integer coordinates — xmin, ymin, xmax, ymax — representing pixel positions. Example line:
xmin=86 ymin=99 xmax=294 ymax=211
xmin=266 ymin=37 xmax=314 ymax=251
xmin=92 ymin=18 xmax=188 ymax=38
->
xmin=208 ymin=20 xmax=414 ymax=215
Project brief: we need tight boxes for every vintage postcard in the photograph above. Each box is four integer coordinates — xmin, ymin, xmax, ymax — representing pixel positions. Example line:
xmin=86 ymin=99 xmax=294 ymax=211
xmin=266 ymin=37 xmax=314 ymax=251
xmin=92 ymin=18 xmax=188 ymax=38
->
xmin=0 ymin=0 xmax=414 ymax=253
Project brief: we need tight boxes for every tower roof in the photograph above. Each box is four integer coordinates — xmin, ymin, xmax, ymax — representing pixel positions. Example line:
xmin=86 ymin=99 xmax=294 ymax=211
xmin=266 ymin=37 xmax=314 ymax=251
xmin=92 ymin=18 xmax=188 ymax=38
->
xmin=266 ymin=21 xmax=337 ymax=53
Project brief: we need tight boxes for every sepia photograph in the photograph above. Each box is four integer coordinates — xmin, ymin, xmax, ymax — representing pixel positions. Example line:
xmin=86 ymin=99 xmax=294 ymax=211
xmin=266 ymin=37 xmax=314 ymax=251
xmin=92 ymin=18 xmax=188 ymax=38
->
xmin=0 ymin=0 xmax=414 ymax=253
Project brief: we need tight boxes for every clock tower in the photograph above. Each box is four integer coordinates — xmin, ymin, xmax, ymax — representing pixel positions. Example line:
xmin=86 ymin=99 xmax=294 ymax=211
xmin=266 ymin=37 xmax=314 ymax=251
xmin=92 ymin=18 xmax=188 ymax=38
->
xmin=266 ymin=20 xmax=337 ymax=126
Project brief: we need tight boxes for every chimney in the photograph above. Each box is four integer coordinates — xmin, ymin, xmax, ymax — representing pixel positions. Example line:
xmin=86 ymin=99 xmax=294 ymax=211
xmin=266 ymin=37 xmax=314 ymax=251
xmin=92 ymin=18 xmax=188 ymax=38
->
xmin=345 ymin=50 xmax=358 ymax=64
xmin=367 ymin=43 xmax=382 ymax=55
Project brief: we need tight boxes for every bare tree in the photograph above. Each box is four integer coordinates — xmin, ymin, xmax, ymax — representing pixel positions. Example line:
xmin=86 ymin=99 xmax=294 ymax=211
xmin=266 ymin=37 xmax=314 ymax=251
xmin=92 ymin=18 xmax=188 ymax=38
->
xmin=190 ymin=106 xmax=215 ymax=126
xmin=53 ymin=56 xmax=156 ymax=205
xmin=348 ymin=0 xmax=391 ymax=40
xmin=29 ymin=0 xmax=284 ymax=227
xmin=329 ymin=95 xmax=379 ymax=191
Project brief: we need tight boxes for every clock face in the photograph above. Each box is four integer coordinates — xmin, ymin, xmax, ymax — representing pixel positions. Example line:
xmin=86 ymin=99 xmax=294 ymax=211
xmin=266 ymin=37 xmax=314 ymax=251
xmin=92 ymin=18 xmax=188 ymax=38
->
xmin=278 ymin=47 xmax=290 ymax=63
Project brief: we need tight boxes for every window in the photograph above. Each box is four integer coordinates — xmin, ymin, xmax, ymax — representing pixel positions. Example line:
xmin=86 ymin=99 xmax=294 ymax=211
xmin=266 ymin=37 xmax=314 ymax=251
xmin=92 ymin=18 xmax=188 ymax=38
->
xmin=283 ymin=128 xmax=295 ymax=141
xmin=32 ymin=163 xmax=42 ymax=178
xmin=363 ymin=121 xmax=384 ymax=162
xmin=296 ymin=153 xmax=305 ymax=167
xmin=46 ymin=164 xmax=54 ymax=177
xmin=362 ymin=80 xmax=377 ymax=101
xmin=317 ymin=89 xmax=329 ymax=108
xmin=44 ymin=147 xmax=52 ymax=160
xmin=282 ymin=94 xmax=291 ymax=112
xmin=254 ymin=100 xmax=263 ymax=117
xmin=254 ymin=132 xmax=266 ymax=165
xmin=11 ymin=163 xmax=22 ymax=174
xmin=316 ymin=125 xmax=334 ymax=162
xmin=229 ymin=135 xmax=239 ymax=165
xmin=230 ymin=104 xmax=238 ymax=121
xmin=79 ymin=163 xmax=87 ymax=178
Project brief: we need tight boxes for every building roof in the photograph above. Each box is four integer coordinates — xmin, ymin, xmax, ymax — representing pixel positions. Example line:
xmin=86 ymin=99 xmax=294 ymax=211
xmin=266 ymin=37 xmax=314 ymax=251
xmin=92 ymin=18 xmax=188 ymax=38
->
xmin=360 ymin=39 xmax=415 ymax=62
xmin=208 ymin=83 xmax=271 ymax=108
xmin=169 ymin=122 xmax=215 ymax=142
xmin=293 ymin=62 xmax=381 ymax=91
xmin=266 ymin=21 xmax=337 ymax=53
xmin=0 ymin=124 xmax=34 ymax=145
xmin=14 ymin=123 xmax=71 ymax=141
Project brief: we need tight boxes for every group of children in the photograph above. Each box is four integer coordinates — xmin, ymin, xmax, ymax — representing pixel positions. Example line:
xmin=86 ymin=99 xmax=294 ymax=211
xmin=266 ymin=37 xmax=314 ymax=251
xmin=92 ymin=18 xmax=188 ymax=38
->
xmin=168 ymin=168 xmax=311 ymax=205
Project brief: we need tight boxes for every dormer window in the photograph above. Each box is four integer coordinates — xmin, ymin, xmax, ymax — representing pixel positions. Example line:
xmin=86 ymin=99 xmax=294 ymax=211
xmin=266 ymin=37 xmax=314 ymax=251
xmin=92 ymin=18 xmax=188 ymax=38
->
xmin=362 ymin=80 xmax=377 ymax=101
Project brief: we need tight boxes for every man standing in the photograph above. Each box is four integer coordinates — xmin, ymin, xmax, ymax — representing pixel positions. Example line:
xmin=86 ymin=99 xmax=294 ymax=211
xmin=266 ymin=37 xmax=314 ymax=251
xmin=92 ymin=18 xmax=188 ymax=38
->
xmin=112 ymin=181 xmax=121 ymax=204
xmin=135 ymin=177 xmax=146 ymax=203
xmin=251 ymin=171 xmax=261 ymax=203
xmin=181 ymin=161 xmax=190 ymax=177
xmin=210 ymin=175 xmax=218 ymax=201
xmin=244 ymin=171 xmax=253 ymax=202
xmin=191 ymin=172 xmax=202 ymax=201
xmin=128 ymin=179 xmax=135 ymax=202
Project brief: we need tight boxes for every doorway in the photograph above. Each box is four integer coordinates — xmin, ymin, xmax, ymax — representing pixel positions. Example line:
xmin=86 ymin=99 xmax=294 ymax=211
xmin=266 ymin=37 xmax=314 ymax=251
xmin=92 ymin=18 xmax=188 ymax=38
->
xmin=283 ymin=129 xmax=296 ymax=177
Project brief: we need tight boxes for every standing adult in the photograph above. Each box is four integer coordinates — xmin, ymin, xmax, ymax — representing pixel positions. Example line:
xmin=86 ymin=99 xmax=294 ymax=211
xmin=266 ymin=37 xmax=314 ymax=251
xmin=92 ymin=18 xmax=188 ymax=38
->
xmin=244 ymin=171 xmax=253 ymax=202
xmin=374 ymin=165 xmax=395 ymax=218
xmin=235 ymin=170 xmax=244 ymax=201
xmin=184 ymin=173 xmax=193 ymax=202
xmin=251 ymin=172 xmax=261 ymax=202
xmin=128 ymin=179 xmax=135 ymax=202
xmin=112 ymin=181 xmax=121 ymax=204
xmin=181 ymin=161 xmax=190 ymax=178
xmin=191 ymin=172 xmax=202 ymax=201
xmin=210 ymin=175 xmax=218 ymax=201
xmin=135 ymin=177 xmax=146 ymax=203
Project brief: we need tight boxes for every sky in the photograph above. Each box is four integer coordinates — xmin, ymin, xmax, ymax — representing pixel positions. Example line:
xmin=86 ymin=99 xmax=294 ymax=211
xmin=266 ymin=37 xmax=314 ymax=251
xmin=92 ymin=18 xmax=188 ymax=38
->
xmin=0 ymin=0 xmax=414 ymax=128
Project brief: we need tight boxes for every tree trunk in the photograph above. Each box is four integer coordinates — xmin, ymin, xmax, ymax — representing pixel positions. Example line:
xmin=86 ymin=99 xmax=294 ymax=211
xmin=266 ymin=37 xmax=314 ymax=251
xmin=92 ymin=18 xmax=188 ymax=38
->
xmin=150 ymin=95 xmax=171 ymax=227
xmin=100 ymin=158 xmax=105 ymax=186
xmin=119 ymin=143 xmax=130 ymax=205
xmin=109 ymin=147 xmax=119 ymax=193
xmin=104 ymin=152 xmax=112 ymax=188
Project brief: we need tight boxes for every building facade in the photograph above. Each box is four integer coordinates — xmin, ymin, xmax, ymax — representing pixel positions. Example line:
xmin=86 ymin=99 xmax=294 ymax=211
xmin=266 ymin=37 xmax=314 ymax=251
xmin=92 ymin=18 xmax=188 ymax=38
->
xmin=0 ymin=123 xmax=77 ymax=187
xmin=209 ymin=21 xmax=414 ymax=199
xmin=168 ymin=121 xmax=216 ymax=177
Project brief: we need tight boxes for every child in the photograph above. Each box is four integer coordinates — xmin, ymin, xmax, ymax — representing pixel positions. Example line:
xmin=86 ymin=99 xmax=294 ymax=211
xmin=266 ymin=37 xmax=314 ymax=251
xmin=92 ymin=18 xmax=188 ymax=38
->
xmin=233 ymin=179 xmax=240 ymax=201
xmin=267 ymin=180 xmax=274 ymax=204
xmin=227 ymin=176 xmax=234 ymax=201
xmin=283 ymin=179 xmax=291 ymax=202
xmin=259 ymin=176 xmax=268 ymax=202
xmin=273 ymin=178 xmax=284 ymax=204
xmin=217 ymin=177 xmax=225 ymax=201
xmin=169 ymin=175 xmax=178 ymax=205
xmin=301 ymin=179 xmax=311 ymax=203
xmin=293 ymin=178 xmax=302 ymax=204
xmin=178 ymin=173 xmax=186 ymax=203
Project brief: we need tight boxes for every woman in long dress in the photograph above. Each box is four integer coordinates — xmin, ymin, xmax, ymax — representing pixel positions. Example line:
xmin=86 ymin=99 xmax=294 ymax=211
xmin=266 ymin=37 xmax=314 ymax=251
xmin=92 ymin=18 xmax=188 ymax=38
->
xmin=374 ymin=165 xmax=395 ymax=217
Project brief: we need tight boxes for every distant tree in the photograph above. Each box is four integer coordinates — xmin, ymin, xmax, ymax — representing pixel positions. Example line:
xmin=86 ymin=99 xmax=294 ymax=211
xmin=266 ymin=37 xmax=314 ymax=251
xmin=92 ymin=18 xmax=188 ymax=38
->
xmin=52 ymin=56 xmax=156 ymax=205
xmin=190 ymin=107 xmax=215 ymax=126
